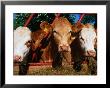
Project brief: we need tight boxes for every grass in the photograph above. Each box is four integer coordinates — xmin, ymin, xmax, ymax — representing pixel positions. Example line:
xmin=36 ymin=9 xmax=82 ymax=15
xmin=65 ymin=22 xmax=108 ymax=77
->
xmin=13 ymin=64 xmax=93 ymax=75
xmin=28 ymin=66 xmax=76 ymax=75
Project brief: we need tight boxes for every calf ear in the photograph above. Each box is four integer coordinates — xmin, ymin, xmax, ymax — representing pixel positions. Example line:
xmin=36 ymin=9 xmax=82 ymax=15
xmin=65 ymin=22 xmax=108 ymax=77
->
xmin=94 ymin=37 xmax=97 ymax=49
xmin=94 ymin=29 xmax=97 ymax=35
xmin=40 ymin=21 xmax=52 ymax=33
xmin=76 ymin=22 xmax=84 ymax=29
xmin=72 ymin=23 xmax=84 ymax=33
xmin=72 ymin=25 xmax=78 ymax=33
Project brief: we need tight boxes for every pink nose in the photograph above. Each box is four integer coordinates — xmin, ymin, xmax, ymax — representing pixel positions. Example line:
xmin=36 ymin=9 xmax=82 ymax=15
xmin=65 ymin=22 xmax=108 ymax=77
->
xmin=87 ymin=50 xmax=96 ymax=57
xmin=59 ymin=44 xmax=70 ymax=52
xmin=14 ymin=55 xmax=21 ymax=62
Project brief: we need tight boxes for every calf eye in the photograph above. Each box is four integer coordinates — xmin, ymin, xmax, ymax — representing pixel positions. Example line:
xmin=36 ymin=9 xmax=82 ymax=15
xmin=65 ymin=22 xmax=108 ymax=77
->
xmin=80 ymin=37 xmax=84 ymax=41
xmin=69 ymin=30 xmax=73 ymax=33
xmin=53 ymin=30 xmax=55 ymax=32
xmin=53 ymin=30 xmax=57 ymax=33
xmin=53 ymin=30 xmax=61 ymax=36
xmin=69 ymin=30 xmax=72 ymax=33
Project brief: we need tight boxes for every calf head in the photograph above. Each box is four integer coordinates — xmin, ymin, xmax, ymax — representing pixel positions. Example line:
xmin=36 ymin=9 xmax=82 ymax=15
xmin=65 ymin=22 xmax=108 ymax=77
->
xmin=14 ymin=26 xmax=31 ymax=62
xmin=74 ymin=23 xmax=97 ymax=57
xmin=38 ymin=17 xmax=76 ymax=52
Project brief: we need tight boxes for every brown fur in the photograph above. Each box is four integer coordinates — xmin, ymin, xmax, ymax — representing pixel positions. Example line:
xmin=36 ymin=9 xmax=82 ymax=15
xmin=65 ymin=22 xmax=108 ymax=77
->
xmin=52 ymin=17 xmax=72 ymax=29
xmin=31 ymin=21 xmax=52 ymax=51
xmin=72 ymin=23 xmax=84 ymax=33
xmin=30 ymin=21 xmax=52 ymax=62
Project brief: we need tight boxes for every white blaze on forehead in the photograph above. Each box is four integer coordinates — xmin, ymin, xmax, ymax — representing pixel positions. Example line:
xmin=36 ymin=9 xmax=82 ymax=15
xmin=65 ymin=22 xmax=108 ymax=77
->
xmin=80 ymin=26 xmax=96 ymax=51
xmin=81 ymin=27 xmax=96 ymax=40
xmin=14 ymin=26 xmax=31 ymax=61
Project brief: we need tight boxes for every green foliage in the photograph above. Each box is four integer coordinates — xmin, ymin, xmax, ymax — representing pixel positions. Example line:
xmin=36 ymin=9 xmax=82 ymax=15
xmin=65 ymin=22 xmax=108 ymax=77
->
xmin=14 ymin=13 xmax=97 ymax=31
xmin=28 ymin=13 xmax=55 ymax=31
xmin=81 ymin=14 xmax=97 ymax=24
xmin=13 ymin=13 xmax=31 ymax=30
xmin=62 ymin=14 xmax=76 ymax=24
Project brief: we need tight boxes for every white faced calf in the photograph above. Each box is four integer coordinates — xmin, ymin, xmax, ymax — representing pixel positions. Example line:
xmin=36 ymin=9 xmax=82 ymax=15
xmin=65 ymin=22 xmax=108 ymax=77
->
xmin=14 ymin=26 xmax=31 ymax=62
xmin=79 ymin=24 xmax=97 ymax=57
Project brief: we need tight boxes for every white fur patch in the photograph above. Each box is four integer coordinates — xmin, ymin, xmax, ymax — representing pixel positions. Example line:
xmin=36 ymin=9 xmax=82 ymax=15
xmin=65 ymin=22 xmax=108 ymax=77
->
xmin=14 ymin=26 xmax=31 ymax=62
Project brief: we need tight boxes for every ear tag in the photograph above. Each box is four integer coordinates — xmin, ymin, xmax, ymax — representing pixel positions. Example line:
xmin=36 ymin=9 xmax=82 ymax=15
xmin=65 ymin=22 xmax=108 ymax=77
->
xmin=44 ymin=28 xmax=49 ymax=34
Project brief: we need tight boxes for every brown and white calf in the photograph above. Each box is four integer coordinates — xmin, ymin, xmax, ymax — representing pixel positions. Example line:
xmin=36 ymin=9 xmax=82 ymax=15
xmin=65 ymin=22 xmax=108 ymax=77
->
xmin=14 ymin=26 xmax=31 ymax=62
xmin=71 ymin=23 xmax=97 ymax=74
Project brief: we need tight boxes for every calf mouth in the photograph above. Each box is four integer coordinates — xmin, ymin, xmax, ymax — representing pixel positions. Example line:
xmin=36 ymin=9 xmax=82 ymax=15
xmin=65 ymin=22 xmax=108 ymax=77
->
xmin=84 ymin=53 xmax=96 ymax=58
xmin=60 ymin=50 xmax=70 ymax=52
xmin=58 ymin=46 xmax=71 ymax=52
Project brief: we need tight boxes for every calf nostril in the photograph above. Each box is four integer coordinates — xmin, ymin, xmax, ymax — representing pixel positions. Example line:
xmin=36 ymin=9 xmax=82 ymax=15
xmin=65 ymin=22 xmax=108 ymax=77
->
xmin=14 ymin=55 xmax=21 ymax=62
xmin=60 ymin=44 xmax=69 ymax=51
xmin=60 ymin=45 xmax=63 ymax=49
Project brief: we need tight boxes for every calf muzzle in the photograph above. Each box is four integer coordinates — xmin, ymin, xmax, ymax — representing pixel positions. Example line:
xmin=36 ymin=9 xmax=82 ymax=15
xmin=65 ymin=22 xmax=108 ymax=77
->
xmin=59 ymin=44 xmax=70 ymax=52
xmin=86 ymin=50 xmax=96 ymax=57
